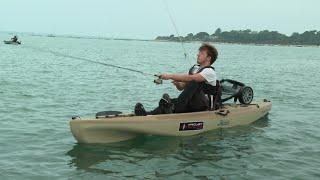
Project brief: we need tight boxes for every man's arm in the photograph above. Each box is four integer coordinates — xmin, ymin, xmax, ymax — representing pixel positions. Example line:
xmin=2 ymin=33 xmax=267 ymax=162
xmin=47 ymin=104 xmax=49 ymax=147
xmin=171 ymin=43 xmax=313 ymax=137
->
xmin=161 ymin=73 xmax=206 ymax=82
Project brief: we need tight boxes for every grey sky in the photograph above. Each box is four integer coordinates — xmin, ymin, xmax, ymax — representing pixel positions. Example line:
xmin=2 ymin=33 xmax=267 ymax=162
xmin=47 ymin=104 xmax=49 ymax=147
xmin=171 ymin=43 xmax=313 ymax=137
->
xmin=1 ymin=0 xmax=319 ymax=39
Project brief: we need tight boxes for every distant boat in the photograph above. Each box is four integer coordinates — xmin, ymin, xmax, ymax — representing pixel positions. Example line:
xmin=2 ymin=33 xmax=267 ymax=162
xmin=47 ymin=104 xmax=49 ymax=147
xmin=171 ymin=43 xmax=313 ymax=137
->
xmin=47 ymin=34 xmax=56 ymax=37
xmin=3 ymin=40 xmax=21 ymax=45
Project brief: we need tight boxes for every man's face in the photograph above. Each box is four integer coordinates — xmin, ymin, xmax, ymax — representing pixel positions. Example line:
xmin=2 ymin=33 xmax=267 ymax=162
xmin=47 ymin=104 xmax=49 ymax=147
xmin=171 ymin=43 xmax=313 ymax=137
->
xmin=197 ymin=50 xmax=210 ymax=64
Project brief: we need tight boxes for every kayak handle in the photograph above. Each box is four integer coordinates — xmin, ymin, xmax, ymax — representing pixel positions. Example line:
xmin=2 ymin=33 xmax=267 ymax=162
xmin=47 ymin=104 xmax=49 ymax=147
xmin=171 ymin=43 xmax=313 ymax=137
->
xmin=215 ymin=109 xmax=230 ymax=116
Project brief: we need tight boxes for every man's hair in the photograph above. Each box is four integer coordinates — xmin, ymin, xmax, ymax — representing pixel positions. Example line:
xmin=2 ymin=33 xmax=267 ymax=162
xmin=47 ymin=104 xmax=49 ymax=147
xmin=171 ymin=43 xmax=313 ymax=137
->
xmin=199 ymin=43 xmax=218 ymax=64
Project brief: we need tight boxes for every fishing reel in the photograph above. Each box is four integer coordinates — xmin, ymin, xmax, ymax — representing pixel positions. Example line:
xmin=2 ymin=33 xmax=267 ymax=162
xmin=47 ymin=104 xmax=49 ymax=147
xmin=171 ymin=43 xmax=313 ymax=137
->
xmin=154 ymin=75 xmax=163 ymax=85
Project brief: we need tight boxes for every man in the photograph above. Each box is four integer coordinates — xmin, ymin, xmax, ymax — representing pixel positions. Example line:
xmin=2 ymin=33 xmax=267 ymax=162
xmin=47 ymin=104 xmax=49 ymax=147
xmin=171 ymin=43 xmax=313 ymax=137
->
xmin=135 ymin=43 xmax=219 ymax=115
xmin=11 ymin=35 xmax=18 ymax=42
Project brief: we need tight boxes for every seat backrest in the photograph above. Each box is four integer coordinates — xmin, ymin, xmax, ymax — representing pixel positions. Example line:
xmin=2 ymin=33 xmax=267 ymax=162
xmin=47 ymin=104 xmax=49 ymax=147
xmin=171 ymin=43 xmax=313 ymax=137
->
xmin=207 ymin=80 xmax=222 ymax=111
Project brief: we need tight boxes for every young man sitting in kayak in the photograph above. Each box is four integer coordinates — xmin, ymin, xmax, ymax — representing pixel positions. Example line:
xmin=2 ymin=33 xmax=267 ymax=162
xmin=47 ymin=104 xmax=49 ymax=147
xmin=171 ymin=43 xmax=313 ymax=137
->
xmin=135 ymin=43 xmax=219 ymax=115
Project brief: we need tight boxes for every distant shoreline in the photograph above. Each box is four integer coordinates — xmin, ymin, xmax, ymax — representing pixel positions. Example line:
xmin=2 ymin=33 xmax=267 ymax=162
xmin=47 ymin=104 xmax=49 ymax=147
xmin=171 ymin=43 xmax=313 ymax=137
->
xmin=153 ymin=39 xmax=320 ymax=48
xmin=155 ymin=28 xmax=320 ymax=47
xmin=30 ymin=34 xmax=319 ymax=48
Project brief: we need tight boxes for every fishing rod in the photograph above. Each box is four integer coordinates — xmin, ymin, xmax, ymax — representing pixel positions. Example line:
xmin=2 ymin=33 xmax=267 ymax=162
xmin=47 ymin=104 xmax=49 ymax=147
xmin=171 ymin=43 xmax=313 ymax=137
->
xmin=162 ymin=0 xmax=191 ymax=66
xmin=22 ymin=45 xmax=163 ymax=84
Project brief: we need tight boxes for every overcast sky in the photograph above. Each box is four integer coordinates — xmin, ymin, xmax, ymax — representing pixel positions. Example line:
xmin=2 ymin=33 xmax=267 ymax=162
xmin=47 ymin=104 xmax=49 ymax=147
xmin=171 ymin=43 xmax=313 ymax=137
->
xmin=1 ymin=0 xmax=319 ymax=39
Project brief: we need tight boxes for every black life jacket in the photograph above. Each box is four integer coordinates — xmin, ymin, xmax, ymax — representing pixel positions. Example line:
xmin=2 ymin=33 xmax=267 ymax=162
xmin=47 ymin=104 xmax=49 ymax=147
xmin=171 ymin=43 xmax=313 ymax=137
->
xmin=188 ymin=64 xmax=221 ymax=110
xmin=188 ymin=64 xmax=219 ymax=96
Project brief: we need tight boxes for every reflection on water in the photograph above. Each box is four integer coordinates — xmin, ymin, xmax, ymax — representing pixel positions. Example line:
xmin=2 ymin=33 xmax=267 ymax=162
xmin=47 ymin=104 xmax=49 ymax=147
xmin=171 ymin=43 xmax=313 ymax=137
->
xmin=66 ymin=116 xmax=269 ymax=177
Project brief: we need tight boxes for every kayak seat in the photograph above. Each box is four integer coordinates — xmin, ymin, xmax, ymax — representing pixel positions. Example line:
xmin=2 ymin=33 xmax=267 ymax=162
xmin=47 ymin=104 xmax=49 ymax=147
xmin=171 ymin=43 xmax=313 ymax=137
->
xmin=206 ymin=80 xmax=222 ymax=111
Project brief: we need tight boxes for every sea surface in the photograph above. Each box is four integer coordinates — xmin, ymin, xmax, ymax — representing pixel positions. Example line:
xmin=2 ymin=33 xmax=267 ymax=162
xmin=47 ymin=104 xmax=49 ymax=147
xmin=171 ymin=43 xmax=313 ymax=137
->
xmin=0 ymin=33 xmax=319 ymax=179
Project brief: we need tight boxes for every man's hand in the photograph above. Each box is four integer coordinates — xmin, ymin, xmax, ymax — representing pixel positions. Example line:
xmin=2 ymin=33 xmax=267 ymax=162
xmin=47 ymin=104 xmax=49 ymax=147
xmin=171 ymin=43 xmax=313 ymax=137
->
xmin=160 ymin=74 xmax=171 ymax=80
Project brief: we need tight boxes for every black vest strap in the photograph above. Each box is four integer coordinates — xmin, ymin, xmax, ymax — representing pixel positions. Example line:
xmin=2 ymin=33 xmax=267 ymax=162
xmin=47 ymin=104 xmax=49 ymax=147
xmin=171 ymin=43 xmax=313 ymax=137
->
xmin=197 ymin=66 xmax=215 ymax=74
xmin=188 ymin=64 xmax=215 ymax=75
xmin=188 ymin=64 xmax=198 ymax=75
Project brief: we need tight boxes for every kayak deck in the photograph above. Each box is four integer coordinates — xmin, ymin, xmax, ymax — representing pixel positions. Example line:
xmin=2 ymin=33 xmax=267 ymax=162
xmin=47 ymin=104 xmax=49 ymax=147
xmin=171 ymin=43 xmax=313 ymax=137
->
xmin=70 ymin=101 xmax=271 ymax=144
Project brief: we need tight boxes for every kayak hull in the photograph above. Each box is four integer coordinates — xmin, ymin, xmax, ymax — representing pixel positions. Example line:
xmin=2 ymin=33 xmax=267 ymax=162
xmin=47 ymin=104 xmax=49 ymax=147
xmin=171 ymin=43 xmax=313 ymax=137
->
xmin=70 ymin=101 xmax=271 ymax=144
xmin=3 ymin=40 xmax=21 ymax=45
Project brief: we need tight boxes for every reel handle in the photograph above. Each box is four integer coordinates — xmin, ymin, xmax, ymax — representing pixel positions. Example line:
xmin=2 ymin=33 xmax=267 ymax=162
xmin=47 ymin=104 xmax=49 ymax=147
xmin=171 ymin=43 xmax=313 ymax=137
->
xmin=154 ymin=74 xmax=163 ymax=85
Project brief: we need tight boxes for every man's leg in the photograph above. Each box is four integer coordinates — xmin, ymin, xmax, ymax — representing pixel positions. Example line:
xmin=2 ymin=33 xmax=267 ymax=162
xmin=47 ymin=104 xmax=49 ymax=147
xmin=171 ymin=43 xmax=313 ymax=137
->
xmin=173 ymin=81 xmax=207 ymax=113
xmin=149 ymin=106 xmax=162 ymax=115
xmin=135 ymin=82 xmax=207 ymax=115
xmin=135 ymin=94 xmax=173 ymax=115
xmin=187 ymin=90 xmax=208 ymax=112
xmin=150 ymin=93 xmax=173 ymax=115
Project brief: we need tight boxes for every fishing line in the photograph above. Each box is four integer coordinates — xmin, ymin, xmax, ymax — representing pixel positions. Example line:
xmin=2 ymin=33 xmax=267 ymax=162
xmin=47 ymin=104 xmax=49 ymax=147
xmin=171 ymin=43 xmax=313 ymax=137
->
xmin=162 ymin=0 xmax=191 ymax=66
xmin=22 ymin=45 xmax=155 ymax=77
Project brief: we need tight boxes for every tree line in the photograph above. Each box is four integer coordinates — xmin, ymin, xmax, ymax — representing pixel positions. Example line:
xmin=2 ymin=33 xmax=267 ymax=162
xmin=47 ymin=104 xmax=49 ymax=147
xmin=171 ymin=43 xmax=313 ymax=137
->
xmin=155 ymin=28 xmax=320 ymax=46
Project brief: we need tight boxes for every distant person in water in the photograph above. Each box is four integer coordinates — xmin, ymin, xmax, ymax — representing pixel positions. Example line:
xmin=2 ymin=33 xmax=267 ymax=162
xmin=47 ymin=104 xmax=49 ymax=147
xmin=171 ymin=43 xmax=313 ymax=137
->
xmin=11 ymin=35 xmax=18 ymax=42
xmin=135 ymin=43 xmax=220 ymax=115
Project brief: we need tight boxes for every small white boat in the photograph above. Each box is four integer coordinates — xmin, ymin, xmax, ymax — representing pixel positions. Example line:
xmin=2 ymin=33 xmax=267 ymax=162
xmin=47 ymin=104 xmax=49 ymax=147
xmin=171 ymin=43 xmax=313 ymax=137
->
xmin=70 ymin=100 xmax=271 ymax=144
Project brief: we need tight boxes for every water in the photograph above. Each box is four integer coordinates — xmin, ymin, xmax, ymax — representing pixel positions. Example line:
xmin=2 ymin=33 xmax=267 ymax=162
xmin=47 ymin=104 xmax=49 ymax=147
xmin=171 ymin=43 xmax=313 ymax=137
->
xmin=1 ymin=34 xmax=320 ymax=179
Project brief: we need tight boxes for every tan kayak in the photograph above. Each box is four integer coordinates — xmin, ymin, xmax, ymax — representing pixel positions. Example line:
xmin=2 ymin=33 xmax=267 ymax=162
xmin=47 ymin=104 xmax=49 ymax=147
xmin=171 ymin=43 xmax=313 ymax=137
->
xmin=70 ymin=100 xmax=271 ymax=144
